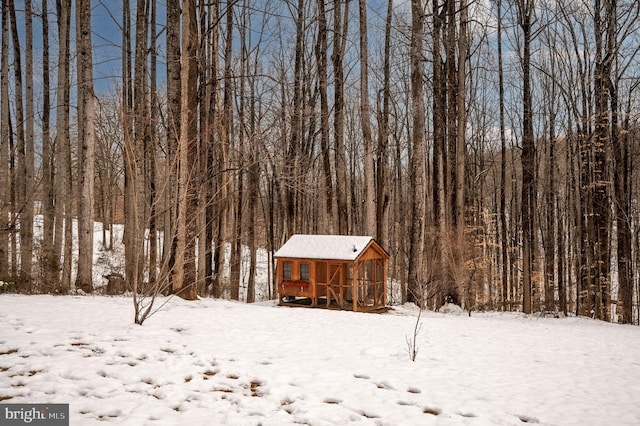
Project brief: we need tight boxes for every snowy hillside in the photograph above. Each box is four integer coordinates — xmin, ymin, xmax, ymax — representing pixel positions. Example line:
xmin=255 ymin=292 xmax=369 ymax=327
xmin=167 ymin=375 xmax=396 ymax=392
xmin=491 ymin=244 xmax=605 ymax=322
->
xmin=1 ymin=295 xmax=639 ymax=425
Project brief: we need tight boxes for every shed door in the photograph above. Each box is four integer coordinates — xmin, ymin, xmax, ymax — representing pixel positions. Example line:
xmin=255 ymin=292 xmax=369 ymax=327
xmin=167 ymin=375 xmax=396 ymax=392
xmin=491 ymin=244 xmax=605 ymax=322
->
xmin=327 ymin=263 xmax=346 ymax=308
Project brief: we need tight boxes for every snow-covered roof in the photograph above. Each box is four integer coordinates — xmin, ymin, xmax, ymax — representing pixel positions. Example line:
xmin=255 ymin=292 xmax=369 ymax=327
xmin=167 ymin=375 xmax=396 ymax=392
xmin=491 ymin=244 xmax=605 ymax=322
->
xmin=274 ymin=234 xmax=377 ymax=261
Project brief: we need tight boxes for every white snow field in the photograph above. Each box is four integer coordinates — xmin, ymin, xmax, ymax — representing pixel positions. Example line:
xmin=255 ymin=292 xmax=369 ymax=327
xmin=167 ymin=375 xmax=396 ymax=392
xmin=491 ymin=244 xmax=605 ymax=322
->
xmin=1 ymin=295 xmax=639 ymax=425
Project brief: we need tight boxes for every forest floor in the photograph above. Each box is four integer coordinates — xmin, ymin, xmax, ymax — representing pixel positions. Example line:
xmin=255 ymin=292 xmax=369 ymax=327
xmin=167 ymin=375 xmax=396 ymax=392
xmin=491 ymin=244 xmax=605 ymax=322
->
xmin=1 ymin=294 xmax=639 ymax=425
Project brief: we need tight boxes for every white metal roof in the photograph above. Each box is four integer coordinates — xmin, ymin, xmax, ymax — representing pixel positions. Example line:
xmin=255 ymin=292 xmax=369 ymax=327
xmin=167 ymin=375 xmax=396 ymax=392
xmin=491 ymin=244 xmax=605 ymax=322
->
xmin=274 ymin=234 xmax=375 ymax=261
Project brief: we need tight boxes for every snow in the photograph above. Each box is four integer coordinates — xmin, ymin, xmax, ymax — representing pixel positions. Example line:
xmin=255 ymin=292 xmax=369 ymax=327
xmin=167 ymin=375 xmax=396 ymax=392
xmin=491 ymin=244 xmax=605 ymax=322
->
xmin=274 ymin=235 xmax=376 ymax=261
xmin=2 ymin=295 xmax=640 ymax=425
xmin=438 ymin=303 xmax=465 ymax=315
xmin=4 ymin=220 xmax=640 ymax=424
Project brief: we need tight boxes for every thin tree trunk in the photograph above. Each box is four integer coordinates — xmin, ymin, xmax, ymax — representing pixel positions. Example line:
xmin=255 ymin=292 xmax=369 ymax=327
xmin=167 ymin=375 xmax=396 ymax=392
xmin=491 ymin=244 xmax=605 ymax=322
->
xmin=376 ymin=0 xmax=393 ymax=248
xmin=316 ymin=0 xmax=334 ymax=234
xmin=203 ymin=1 xmax=218 ymax=296
xmin=230 ymin=10 xmax=246 ymax=301
xmin=455 ymin=0 xmax=468 ymax=301
xmin=0 ymin=0 xmax=10 ymax=279
xmin=55 ymin=0 xmax=72 ymax=293
xmin=212 ymin=0 xmax=227 ymax=299
xmin=214 ymin=0 xmax=235 ymax=298
xmin=9 ymin=0 xmax=27 ymax=290
xmin=544 ymin=71 xmax=557 ymax=313
xmin=246 ymin=59 xmax=259 ymax=304
xmin=23 ymin=0 xmax=35 ymax=291
xmin=124 ymin=0 xmax=140 ymax=294
xmin=616 ymin=94 xmax=632 ymax=323
xmin=582 ymin=0 xmax=611 ymax=320
xmin=518 ymin=0 xmax=534 ymax=314
xmin=148 ymin=0 xmax=158 ymax=287
xmin=333 ymin=0 xmax=350 ymax=235
xmin=496 ymin=0 xmax=509 ymax=310
xmin=433 ymin=0 xmax=448 ymax=304
xmin=358 ymin=0 xmax=375 ymax=237
xmin=284 ymin=0 xmax=305 ymax=237
xmin=41 ymin=0 xmax=53 ymax=291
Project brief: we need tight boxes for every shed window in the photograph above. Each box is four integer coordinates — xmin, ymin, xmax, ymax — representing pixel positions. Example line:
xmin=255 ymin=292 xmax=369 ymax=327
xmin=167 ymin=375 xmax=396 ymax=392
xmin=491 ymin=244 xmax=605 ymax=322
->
xmin=300 ymin=263 xmax=310 ymax=281
xmin=282 ymin=262 xmax=292 ymax=280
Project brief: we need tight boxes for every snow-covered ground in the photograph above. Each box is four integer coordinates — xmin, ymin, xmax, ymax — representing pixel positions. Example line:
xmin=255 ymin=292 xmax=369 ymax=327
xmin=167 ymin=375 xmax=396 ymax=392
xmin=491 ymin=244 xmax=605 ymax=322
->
xmin=1 ymin=295 xmax=639 ymax=425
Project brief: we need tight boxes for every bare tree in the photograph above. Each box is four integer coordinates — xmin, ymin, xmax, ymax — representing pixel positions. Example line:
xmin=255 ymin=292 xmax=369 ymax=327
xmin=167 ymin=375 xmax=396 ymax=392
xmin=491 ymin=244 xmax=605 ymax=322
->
xmin=75 ymin=0 xmax=96 ymax=293
xmin=576 ymin=0 xmax=613 ymax=320
xmin=148 ymin=0 xmax=159 ymax=288
xmin=407 ymin=0 xmax=426 ymax=303
xmin=8 ymin=0 xmax=27 ymax=289
xmin=229 ymin=1 xmax=244 ymax=300
xmin=495 ymin=0 xmax=509 ymax=310
xmin=40 ymin=0 xmax=53 ymax=290
xmin=432 ymin=0 xmax=448 ymax=305
xmin=316 ymin=0 xmax=334 ymax=233
xmin=333 ymin=0 xmax=350 ymax=235
xmin=375 ymin=0 xmax=393 ymax=248
xmin=124 ymin=0 xmax=143 ymax=297
xmin=173 ymin=0 xmax=198 ymax=300
xmin=517 ymin=0 xmax=535 ymax=314
xmin=611 ymin=0 xmax=639 ymax=323
xmin=0 ymin=0 xmax=10 ymax=281
xmin=22 ymin=0 xmax=35 ymax=291
xmin=359 ymin=0 xmax=376 ymax=237
xmin=55 ymin=0 xmax=73 ymax=292
xmin=165 ymin=0 xmax=181 ymax=290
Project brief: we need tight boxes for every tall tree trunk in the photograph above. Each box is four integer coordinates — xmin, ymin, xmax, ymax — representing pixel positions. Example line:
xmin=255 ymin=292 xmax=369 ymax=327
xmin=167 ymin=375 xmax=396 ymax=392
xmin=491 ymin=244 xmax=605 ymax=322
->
xmin=579 ymin=0 xmax=612 ymax=320
xmin=543 ymin=63 xmax=557 ymax=313
xmin=407 ymin=0 xmax=426 ymax=304
xmin=133 ymin=0 xmax=149 ymax=292
xmin=246 ymin=39 xmax=259 ymax=304
xmin=165 ymin=0 xmax=181 ymax=289
xmin=41 ymin=0 xmax=53 ymax=291
xmin=610 ymin=0 xmax=631 ymax=324
xmin=376 ymin=0 xmax=393 ymax=248
xmin=230 ymin=7 xmax=246 ymax=300
xmin=174 ymin=0 xmax=198 ymax=300
xmin=197 ymin=0 xmax=214 ymax=295
xmin=285 ymin=0 xmax=305 ymax=237
xmin=358 ymin=0 xmax=375 ymax=237
xmin=124 ymin=0 xmax=141 ymax=294
xmin=433 ymin=0 xmax=448 ymax=304
xmin=316 ymin=0 xmax=334 ymax=234
xmin=202 ymin=0 xmax=217 ymax=296
xmin=496 ymin=0 xmax=509 ymax=310
xmin=211 ymin=0 xmax=227 ymax=299
xmin=455 ymin=0 xmax=468 ymax=301
xmin=75 ymin=0 xmax=96 ymax=293
xmin=518 ymin=0 xmax=534 ymax=314
xmin=615 ymin=102 xmax=631 ymax=324
xmin=9 ymin=0 xmax=26 ymax=289
xmin=55 ymin=0 xmax=72 ymax=293
xmin=148 ymin=0 xmax=158 ymax=287
xmin=23 ymin=0 xmax=35 ymax=291
xmin=0 ymin=0 xmax=9 ymax=279
xmin=128 ymin=0 xmax=151 ymax=295
xmin=214 ymin=0 xmax=234 ymax=298
xmin=333 ymin=0 xmax=350 ymax=235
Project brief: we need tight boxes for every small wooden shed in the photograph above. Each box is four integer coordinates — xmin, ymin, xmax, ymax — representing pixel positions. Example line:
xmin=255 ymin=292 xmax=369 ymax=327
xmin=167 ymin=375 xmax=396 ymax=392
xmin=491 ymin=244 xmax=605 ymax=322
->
xmin=274 ymin=234 xmax=389 ymax=312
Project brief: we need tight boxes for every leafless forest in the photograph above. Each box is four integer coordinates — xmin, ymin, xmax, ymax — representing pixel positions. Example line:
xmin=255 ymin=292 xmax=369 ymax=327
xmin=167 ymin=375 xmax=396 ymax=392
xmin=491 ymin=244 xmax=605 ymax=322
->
xmin=1 ymin=0 xmax=640 ymax=324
